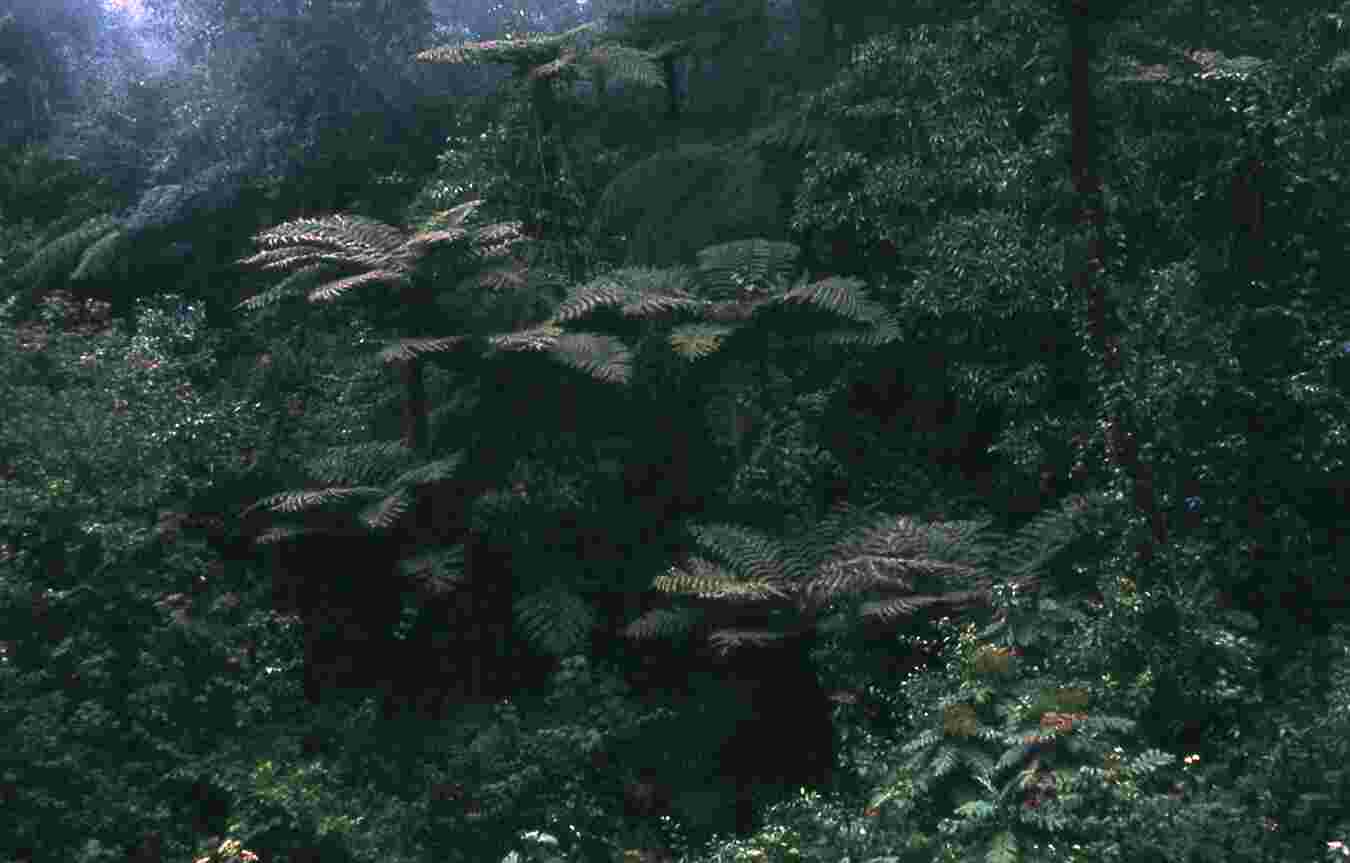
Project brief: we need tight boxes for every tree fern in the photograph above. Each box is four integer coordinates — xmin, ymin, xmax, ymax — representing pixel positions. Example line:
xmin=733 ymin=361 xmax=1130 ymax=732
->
xmin=636 ymin=490 xmax=1110 ymax=657
xmin=397 ymin=545 xmax=466 ymax=598
xmin=6 ymin=214 xmax=120 ymax=292
xmin=623 ymin=605 xmax=701 ymax=641
xmin=514 ymin=586 xmax=600 ymax=656
xmin=632 ymin=505 xmax=1002 ymax=654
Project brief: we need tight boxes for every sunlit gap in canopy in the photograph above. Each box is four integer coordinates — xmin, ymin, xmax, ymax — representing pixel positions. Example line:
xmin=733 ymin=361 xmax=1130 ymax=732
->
xmin=103 ymin=0 xmax=147 ymax=19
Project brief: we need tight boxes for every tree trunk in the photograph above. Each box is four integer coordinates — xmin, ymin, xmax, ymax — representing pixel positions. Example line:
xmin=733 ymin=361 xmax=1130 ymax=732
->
xmin=1067 ymin=0 xmax=1166 ymax=569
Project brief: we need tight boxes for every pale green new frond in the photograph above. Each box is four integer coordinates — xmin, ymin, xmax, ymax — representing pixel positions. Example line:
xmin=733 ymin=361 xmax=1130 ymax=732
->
xmin=669 ymin=322 xmax=732 ymax=359
xmin=695 ymin=238 xmax=800 ymax=297
xmin=303 ymin=441 xmax=415 ymax=485
xmin=624 ymin=606 xmax=700 ymax=640
xmin=359 ymin=490 xmax=410 ymax=529
xmin=549 ymin=332 xmax=633 ymax=384
xmin=376 ymin=335 xmax=472 ymax=364
xmin=654 ymin=564 xmax=788 ymax=602
xmin=514 ymin=587 xmax=598 ymax=656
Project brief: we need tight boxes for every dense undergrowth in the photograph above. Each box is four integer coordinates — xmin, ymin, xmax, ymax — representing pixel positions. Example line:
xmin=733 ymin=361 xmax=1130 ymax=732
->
xmin=3 ymin=1 xmax=1350 ymax=862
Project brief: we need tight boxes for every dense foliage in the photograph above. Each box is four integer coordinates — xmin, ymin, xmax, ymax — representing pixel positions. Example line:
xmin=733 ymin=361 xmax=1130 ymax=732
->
xmin=3 ymin=1 xmax=1350 ymax=863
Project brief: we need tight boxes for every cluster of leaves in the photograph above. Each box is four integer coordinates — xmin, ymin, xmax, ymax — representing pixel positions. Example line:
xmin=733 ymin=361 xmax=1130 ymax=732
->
xmin=0 ymin=289 xmax=306 ymax=863
xmin=184 ymin=655 xmax=680 ymax=863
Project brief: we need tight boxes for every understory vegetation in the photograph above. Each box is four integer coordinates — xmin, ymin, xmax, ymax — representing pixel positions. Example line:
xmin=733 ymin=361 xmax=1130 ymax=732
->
xmin=2 ymin=1 xmax=1350 ymax=862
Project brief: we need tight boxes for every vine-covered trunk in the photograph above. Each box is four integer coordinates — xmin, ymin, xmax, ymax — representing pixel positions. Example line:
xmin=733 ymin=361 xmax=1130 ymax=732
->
xmin=1067 ymin=0 xmax=1166 ymax=570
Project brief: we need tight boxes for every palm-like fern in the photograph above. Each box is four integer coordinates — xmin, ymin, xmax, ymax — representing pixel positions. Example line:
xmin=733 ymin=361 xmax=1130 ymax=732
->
xmin=4 ymin=214 xmax=121 ymax=295
xmin=625 ymin=492 xmax=1106 ymax=655
xmin=237 ymin=201 xmax=635 ymax=396
xmin=416 ymin=22 xmax=665 ymax=92
xmin=234 ymin=198 xmax=640 ymax=672
xmin=551 ymin=237 xmax=899 ymax=362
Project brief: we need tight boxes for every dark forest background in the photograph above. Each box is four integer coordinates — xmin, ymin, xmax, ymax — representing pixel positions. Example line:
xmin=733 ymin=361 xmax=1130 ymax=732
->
xmin=3 ymin=1 xmax=1350 ymax=862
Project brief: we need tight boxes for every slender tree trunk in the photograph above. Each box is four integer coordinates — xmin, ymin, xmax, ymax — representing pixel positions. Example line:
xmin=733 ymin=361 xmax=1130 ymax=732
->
xmin=399 ymin=357 xmax=427 ymax=453
xmin=1067 ymin=0 xmax=1166 ymax=569
xmin=662 ymin=54 xmax=680 ymax=120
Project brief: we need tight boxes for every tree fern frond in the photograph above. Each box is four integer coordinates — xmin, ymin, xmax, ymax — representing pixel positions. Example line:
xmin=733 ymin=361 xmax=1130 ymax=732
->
xmin=69 ymin=227 xmax=127 ymax=281
xmin=962 ymin=747 xmax=998 ymax=780
xmin=810 ymin=323 xmax=902 ymax=348
xmin=931 ymin=746 xmax=960 ymax=778
xmin=514 ymin=587 xmax=598 ymax=656
xmin=391 ymin=453 xmax=465 ymax=487
xmin=253 ymin=525 xmax=329 ymax=545
xmin=470 ymin=221 xmax=526 ymax=258
xmin=708 ymin=628 xmax=788 ymax=654
xmin=624 ymin=606 xmax=700 ymax=640
xmin=669 ymin=322 xmax=733 ymax=359
xmin=250 ymin=214 xmax=402 ymax=257
xmin=583 ymin=43 xmax=665 ymax=89
xmin=858 ymin=590 xmax=988 ymax=622
xmin=552 ymin=267 xmax=699 ymax=324
xmin=9 ymin=214 xmax=120 ymax=289
xmin=549 ymin=332 xmax=633 ymax=384
xmin=552 ymin=277 xmax=631 ymax=323
xmin=235 ymin=264 xmax=331 ymax=310
xmin=303 ymin=441 xmax=415 ymax=485
xmin=489 ymin=323 xmax=563 ymax=352
xmin=902 ymin=729 xmax=943 ymax=756
xmin=747 ymin=109 xmax=839 ymax=157
xmin=359 ymin=490 xmax=410 ymax=529
xmin=695 ymin=238 xmax=800 ymax=297
xmin=249 ymin=486 xmax=385 ymax=514
xmin=376 ymin=335 xmax=473 ymax=364
xmin=405 ymin=227 xmax=469 ymax=250
xmin=777 ymin=276 xmax=892 ymax=325
xmin=309 ymin=268 xmax=409 ymax=303
xmin=398 ymin=545 xmax=466 ymax=596
xmin=442 ymin=199 xmax=483 ymax=229
xmin=979 ymin=491 xmax=1106 ymax=581
xmin=415 ymin=22 xmax=598 ymax=68
xmin=654 ymin=570 xmax=788 ymax=602
xmin=689 ymin=523 xmax=786 ymax=583
xmin=529 ymin=46 xmax=580 ymax=80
